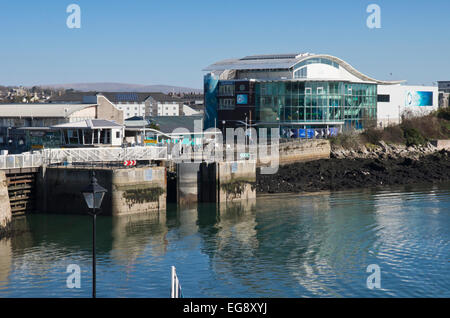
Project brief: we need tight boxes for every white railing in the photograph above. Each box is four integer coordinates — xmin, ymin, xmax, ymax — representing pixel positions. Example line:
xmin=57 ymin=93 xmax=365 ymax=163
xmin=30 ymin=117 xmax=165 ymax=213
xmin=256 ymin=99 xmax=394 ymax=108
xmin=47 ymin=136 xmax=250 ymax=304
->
xmin=0 ymin=146 xmax=168 ymax=170
xmin=0 ymin=153 xmax=43 ymax=170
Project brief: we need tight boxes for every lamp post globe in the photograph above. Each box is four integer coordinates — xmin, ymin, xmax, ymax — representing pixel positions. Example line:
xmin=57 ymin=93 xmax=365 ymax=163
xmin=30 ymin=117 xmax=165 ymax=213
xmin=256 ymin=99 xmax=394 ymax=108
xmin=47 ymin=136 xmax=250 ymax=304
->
xmin=81 ymin=171 xmax=107 ymax=298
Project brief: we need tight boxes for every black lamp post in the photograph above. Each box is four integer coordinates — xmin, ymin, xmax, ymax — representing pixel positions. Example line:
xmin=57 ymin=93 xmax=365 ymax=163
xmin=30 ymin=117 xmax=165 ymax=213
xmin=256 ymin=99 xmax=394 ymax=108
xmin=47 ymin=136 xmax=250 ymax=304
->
xmin=81 ymin=171 xmax=107 ymax=298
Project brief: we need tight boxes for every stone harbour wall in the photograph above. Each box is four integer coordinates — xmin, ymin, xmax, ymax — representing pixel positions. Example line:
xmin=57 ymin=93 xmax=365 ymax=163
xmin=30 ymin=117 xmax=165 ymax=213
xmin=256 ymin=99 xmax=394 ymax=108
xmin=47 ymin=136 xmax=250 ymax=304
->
xmin=0 ymin=171 xmax=12 ymax=238
xmin=37 ymin=166 xmax=166 ymax=216
xmin=276 ymin=139 xmax=331 ymax=165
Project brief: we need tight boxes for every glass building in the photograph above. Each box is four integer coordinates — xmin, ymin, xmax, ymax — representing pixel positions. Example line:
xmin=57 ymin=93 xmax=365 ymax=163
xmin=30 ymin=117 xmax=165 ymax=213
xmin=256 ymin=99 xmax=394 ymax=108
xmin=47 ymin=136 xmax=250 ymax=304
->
xmin=203 ymin=53 xmax=403 ymax=137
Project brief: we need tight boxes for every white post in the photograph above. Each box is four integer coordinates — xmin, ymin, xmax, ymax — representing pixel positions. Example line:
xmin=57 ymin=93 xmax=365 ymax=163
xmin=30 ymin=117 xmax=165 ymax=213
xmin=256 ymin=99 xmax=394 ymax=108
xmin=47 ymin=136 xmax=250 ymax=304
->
xmin=171 ymin=266 xmax=176 ymax=298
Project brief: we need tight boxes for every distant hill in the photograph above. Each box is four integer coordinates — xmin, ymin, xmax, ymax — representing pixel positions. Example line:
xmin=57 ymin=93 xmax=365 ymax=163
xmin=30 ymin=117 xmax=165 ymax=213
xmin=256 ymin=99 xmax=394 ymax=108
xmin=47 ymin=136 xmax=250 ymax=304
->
xmin=37 ymin=82 xmax=202 ymax=94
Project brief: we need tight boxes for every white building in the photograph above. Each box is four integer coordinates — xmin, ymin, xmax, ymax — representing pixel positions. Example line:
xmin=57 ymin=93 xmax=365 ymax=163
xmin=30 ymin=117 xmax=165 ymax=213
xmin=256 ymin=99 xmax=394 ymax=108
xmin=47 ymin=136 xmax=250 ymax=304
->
xmin=157 ymin=101 xmax=180 ymax=116
xmin=377 ymin=84 xmax=439 ymax=127
xmin=51 ymin=119 xmax=124 ymax=147
xmin=100 ymin=93 xmax=148 ymax=119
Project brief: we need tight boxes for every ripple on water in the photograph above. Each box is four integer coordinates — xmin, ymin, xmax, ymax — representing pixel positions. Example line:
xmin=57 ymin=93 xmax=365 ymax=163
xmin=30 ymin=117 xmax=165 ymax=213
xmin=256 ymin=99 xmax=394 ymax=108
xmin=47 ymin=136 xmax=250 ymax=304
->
xmin=1 ymin=184 xmax=450 ymax=297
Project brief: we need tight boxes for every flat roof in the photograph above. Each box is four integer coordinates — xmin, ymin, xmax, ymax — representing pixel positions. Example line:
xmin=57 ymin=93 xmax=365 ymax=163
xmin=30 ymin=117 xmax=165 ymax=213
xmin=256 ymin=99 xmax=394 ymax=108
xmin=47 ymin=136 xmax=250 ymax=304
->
xmin=0 ymin=104 xmax=96 ymax=118
xmin=51 ymin=119 xmax=122 ymax=129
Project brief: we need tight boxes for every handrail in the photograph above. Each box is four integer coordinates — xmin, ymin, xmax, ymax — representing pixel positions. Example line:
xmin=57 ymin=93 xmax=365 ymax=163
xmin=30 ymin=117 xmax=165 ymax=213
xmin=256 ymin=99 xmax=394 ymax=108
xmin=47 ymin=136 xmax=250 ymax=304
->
xmin=0 ymin=146 xmax=168 ymax=170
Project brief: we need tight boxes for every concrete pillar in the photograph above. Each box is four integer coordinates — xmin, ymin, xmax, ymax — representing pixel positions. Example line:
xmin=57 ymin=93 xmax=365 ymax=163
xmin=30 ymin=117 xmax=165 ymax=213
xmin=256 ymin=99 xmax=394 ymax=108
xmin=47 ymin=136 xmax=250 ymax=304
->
xmin=198 ymin=161 xmax=256 ymax=203
xmin=35 ymin=165 xmax=47 ymax=213
xmin=0 ymin=171 xmax=12 ymax=238
xmin=216 ymin=161 xmax=256 ymax=203
xmin=176 ymin=162 xmax=201 ymax=205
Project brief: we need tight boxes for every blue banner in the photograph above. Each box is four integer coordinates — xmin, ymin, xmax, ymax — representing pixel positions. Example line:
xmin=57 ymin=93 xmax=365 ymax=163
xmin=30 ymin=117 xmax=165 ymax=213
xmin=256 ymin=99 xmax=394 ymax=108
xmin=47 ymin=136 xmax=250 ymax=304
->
xmin=405 ymin=91 xmax=433 ymax=107
xmin=298 ymin=129 xmax=306 ymax=138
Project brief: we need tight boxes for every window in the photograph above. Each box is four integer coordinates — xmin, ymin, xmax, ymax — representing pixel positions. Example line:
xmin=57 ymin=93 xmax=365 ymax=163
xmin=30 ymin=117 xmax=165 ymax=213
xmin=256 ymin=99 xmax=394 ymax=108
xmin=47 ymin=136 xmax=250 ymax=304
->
xmin=294 ymin=67 xmax=307 ymax=79
xmin=305 ymin=87 xmax=312 ymax=95
xmin=377 ymin=94 xmax=390 ymax=102
xmin=218 ymin=84 xmax=234 ymax=96
xmin=317 ymin=87 xmax=324 ymax=95
xmin=219 ymin=98 xmax=235 ymax=110
xmin=293 ymin=58 xmax=340 ymax=70
xmin=116 ymin=131 xmax=120 ymax=138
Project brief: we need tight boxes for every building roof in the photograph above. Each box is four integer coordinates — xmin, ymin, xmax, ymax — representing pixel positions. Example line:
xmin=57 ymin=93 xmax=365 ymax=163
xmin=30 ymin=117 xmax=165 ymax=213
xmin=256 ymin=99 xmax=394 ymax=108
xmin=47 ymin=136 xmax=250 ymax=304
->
xmin=100 ymin=92 xmax=184 ymax=103
xmin=124 ymin=117 xmax=148 ymax=128
xmin=48 ymin=91 xmax=98 ymax=103
xmin=203 ymin=53 xmax=312 ymax=71
xmin=145 ymin=93 xmax=182 ymax=103
xmin=149 ymin=115 xmax=204 ymax=133
xmin=203 ymin=53 xmax=404 ymax=85
xmin=100 ymin=92 xmax=152 ymax=103
xmin=48 ymin=91 xmax=183 ymax=104
xmin=51 ymin=119 xmax=122 ymax=129
xmin=0 ymin=104 xmax=96 ymax=118
xmin=187 ymin=104 xmax=204 ymax=112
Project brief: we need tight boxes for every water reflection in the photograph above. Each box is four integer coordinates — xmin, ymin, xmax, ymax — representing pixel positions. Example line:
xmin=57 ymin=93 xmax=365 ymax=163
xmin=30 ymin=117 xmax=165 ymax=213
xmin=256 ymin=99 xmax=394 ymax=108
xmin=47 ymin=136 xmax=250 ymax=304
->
xmin=0 ymin=183 xmax=449 ymax=297
xmin=110 ymin=211 xmax=168 ymax=265
xmin=372 ymin=186 xmax=450 ymax=297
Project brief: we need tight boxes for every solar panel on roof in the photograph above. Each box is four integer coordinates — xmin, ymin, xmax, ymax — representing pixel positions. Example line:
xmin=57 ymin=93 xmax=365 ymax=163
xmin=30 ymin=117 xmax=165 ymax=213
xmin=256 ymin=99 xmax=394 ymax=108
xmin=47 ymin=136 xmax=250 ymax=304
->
xmin=115 ymin=93 xmax=138 ymax=102
xmin=240 ymin=54 xmax=299 ymax=60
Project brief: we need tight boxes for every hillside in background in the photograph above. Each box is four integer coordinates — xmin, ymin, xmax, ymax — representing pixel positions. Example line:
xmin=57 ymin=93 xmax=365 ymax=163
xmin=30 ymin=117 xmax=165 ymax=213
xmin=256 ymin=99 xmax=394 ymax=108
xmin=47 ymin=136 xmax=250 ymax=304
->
xmin=36 ymin=82 xmax=202 ymax=94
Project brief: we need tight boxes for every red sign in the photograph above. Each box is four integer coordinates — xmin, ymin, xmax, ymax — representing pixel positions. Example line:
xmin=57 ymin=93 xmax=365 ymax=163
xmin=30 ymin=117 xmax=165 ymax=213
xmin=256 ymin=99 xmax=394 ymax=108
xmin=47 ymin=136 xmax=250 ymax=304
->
xmin=123 ymin=160 xmax=136 ymax=166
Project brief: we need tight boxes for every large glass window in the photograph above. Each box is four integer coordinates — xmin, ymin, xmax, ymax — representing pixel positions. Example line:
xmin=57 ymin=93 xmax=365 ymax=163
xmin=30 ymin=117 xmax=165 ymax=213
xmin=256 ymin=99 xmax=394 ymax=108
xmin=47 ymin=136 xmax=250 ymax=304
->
xmin=255 ymin=81 xmax=376 ymax=129
xmin=294 ymin=67 xmax=307 ymax=78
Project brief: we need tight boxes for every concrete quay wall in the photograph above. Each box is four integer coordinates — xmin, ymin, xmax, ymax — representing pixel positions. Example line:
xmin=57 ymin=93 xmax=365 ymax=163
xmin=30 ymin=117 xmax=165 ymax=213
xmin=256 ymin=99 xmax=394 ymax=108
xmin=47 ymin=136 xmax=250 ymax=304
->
xmin=217 ymin=161 xmax=256 ymax=203
xmin=431 ymin=139 xmax=450 ymax=150
xmin=177 ymin=160 xmax=257 ymax=204
xmin=0 ymin=171 xmax=12 ymax=238
xmin=196 ymin=160 xmax=256 ymax=203
xmin=176 ymin=162 xmax=201 ymax=205
xmin=277 ymin=140 xmax=331 ymax=165
xmin=37 ymin=166 xmax=166 ymax=216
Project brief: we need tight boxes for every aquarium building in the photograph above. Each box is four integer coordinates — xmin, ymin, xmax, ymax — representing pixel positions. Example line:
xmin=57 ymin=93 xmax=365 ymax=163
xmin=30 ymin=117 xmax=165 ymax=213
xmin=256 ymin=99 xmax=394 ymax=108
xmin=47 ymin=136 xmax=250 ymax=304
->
xmin=203 ymin=53 xmax=437 ymax=137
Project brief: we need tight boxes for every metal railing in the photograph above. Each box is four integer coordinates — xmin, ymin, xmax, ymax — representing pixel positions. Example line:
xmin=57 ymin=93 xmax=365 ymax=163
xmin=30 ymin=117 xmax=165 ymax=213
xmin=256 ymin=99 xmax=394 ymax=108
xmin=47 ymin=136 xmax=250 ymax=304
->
xmin=0 ymin=146 xmax=168 ymax=170
xmin=0 ymin=153 xmax=43 ymax=170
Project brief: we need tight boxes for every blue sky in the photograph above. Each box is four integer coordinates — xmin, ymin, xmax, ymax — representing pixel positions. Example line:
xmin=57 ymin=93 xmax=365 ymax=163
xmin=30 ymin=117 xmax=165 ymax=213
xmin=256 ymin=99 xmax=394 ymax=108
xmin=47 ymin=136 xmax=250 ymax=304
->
xmin=0 ymin=0 xmax=449 ymax=89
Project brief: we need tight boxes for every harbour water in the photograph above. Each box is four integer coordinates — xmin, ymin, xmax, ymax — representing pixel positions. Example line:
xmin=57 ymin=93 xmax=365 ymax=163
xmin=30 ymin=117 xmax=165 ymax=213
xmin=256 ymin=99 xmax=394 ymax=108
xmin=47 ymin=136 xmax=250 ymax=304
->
xmin=0 ymin=183 xmax=449 ymax=298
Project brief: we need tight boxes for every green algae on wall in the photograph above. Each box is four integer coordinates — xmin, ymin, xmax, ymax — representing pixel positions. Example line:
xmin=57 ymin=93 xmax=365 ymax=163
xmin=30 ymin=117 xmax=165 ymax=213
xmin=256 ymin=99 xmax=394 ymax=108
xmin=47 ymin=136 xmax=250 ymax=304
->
xmin=220 ymin=179 xmax=256 ymax=200
xmin=122 ymin=187 xmax=165 ymax=208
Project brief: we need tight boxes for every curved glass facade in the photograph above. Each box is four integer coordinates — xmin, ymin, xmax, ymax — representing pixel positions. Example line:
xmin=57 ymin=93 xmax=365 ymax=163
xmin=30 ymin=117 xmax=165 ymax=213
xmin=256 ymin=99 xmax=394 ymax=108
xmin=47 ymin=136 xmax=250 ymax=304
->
xmin=293 ymin=57 xmax=340 ymax=70
xmin=255 ymin=81 xmax=377 ymax=130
